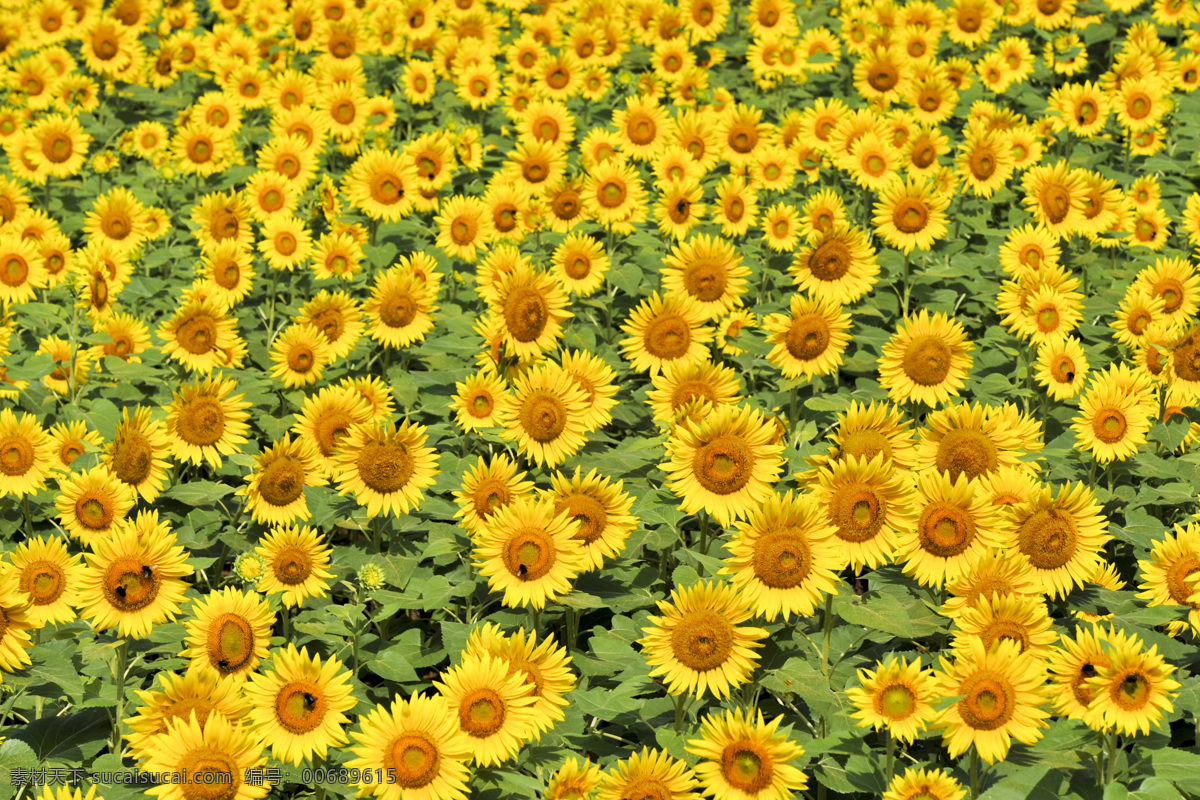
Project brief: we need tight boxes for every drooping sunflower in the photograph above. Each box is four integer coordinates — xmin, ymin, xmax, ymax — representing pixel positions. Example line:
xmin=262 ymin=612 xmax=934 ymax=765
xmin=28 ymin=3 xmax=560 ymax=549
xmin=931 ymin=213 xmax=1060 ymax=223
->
xmin=763 ymin=293 xmax=853 ymax=380
xmin=1083 ymin=627 xmax=1180 ymax=736
xmin=7 ymin=535 xmax=84 ymax=626
xmin=453 ymin=454 xmax=536 ymax=539
xmin=363 ymin=263 xmax=439 ymax=348
xmin=1047 ymin=625 xmax=1112 ymax=721
xmin=55 ymin=464 xmax=136 ymax=545
xmin=433 ymin=651 xmax=538 ymax=767
xmin=238 ymin=435 xmax=324 ymax=526
xmin=847 ymin=656 xmax=939 ymax=744
xmin=105 ymin=406 xmax=171 ymax=504
xmin=595 ymin=749 xmax=698 ymax=800
xmin=545 ymin=466 xmax=638 ymax=572
xmin=0 ymin=408 xmax=55 ymax=499
xmin=814 ymin=454 xmax=917 ymax=573
xmin=123 ymin=667 xmax=250 ymax=762
xmin=1003 ymin=481 xmax=1111 ymax=599
xmin=883 ymin=767 xmax=967 ymax=800
xmin=473 ymin=495 xmax=586 ymax=610
xmin=179 ymin=586 xmax=275 ymax=682
xmin=871 ymin=177 xmax=950 ymax=254
xmin=464 ymin=623 xmax=577 ymax=739
xmin=77 ymin=515 xmax=194 ymax=639
xmin=243 ymin=644 xmax=356 ymax=766
xmin=1136 ymin=522 xmax=1200 ymax=634
xmin=721 ymin=490 xmax=841 ymax=622
xmin=661 ymin=403 xmax=786 ymax=528
xmin=333 ymin=420 xmax=439 ymax=518
xmin=895 ymin=471 xmax=1007 ymax=588
xmin=497 ymin=363 xmax=591 ymax=468
xmin=141 ymin=712 xmax=269 ymax=800
xmin=255 ymin=525 xmax=334 ymax=609
xmin=345 ymin=693 xmax=473 ymax=800
xmin=686 ymin=707 xmax=807 ymax=799
xmin=1071 ymin=377 xmax=1155 ymax=463
xmin=484 ymin=263 xmax=573 ymax=360
xmin=878 ymin=310 xmax=974 ymax=407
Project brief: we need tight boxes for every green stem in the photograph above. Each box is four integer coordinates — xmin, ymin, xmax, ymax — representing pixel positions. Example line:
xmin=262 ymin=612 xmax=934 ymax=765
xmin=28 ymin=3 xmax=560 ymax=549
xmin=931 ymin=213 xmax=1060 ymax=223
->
xmin=820 ymin=594 xmax=834 ymax=675
xmin=0 ymin=685 xmax=25 ymax=734
xmin=698 ymin=511 xmax=710 ymax=564
xmin=281 ymin=604 xmax=291 ymax=641
xmin=900 ymin=253 xmax=912 ymax=318
xmin=565 ymin=607 xmax=580 ymax=653
xmin=673 ymin=693 xmax=689 ymax=733
xmin=20 ymin=495 xmax=33 ymax=539
xmin=970 ymin=749 xmax=980 ymax=800
xmin=266 ymin=269 xmax=281 ymax=334
xmin=530 ymin=606 xmax=541 ymax=634
xmin=111 ymin=639 xmax=128 ymax=757
xmin=885 ymin=731 xmax=895 ymax=781
xmin=1106 ymin=731 xmax=1119 ymax=784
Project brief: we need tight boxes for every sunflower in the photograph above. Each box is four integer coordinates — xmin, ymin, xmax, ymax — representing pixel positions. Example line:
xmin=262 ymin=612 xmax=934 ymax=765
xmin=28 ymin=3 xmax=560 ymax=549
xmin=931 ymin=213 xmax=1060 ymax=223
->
xmin=914 ymin=402 xmax=1040 ymax=482
xmin=268 ymin=323 xmax=331 ymax=389
xmin=7 ymin=535 xmax=84 ymax=626
xmin=497 ymin=363 xmax=590 ymax=468
xmin=343 ymin=147 xmax=415 ymax=221
xmin=759 ymin=202 xmax=803 ymax=252
xmin=1083 ymin=627 xmax=1180 ymax=736
xmin=639 ymin=580 xmax=767 ymax=700
xmin=141 ymin=711 xmax=269 ymax=800
xmin=238 ymin=435 xmax=324 ymax=526
xmin=813 ymin=454 xmax=917 ymax=573
xmin=802 ymin=400 xmax=917 ymax=479
xmin=483 ymin=263 xmax=572 ymax=360
xmin=1112 ymin=290 xmax=1165 ymax=349
xmin=341 ymin=374 xmax=396 ymax=422
xmin=1021 ymin=161 xmax=1086 ymax=237
xmin=346 ymin=692 xmax=472 ymax=800
xmin=878 ymin=310 xmax=974 ymax=407
xmin=449 ymin=370 xmax=507 ymax=432
xmin=433 ymin=651 xmax=538 ymax=767
xmin=0 ymin=567 xmax=34 ymax=677
xmin=453 ymin=454 xmax=536 ymax=539
xmin=548 ymin=757 xmax=604 ymax=800
xmin=763 ymin=294 xmax=853 ymax=380
xmin=157 ymin=296 xmax=244 ymax=374
xmin=713 ymin=174 xmax=760 ymax=238
xmin=1047 ymin=625 xmax=1112 ymax=721
xmin=1003 ymin=481 xmax=1110 ymax=599
xmin=28 ymin=113 xmax=90 ymax=179
xmin=596 ymin=749 xmax=698 ymax=800
xmin=292 ymin=386 xmax=375 ymax=475
xmin=545 ymin=466 xmax=637 ymax=572
xmin=551 ymin=232 xmax=609 ymax=296
xmin=163 ymin=375 xmax=251 ymax=469
xmin=883 ymin=768 xmax=966 ymax=800
xmin=1071 ymin=377 xmax=1154 ymax=463
xmin=0 ymin=408 xmax=54 ymax=499
xmin=789 ymin=223 xmax=879 ymax=305
xmin=558 ymin=349 xmax=619 ymax=433
xmin=180 ymin=586 xmax=274 ymax=682
xmin=620 ymin=291 xmax=714 ymax=376
xmin=1034 ymin=337 xmax=1089 ymax=401
xmin=1136 ymin=522 xmax=1200 ymax=634
xmin=951 ymin=592 xmax=1056 ymax=658
xmin=333 ymin=420 xmax=438 ymax=518
xmin=473 ymin=495 xmax=586 ymax=610
xmin=1132 ymin=256 xmax=1199 ymax=326
xmin=0 ymin=233 xmax=48 ymax=305
xmin=259 ymin=215 xmax=314 ymax=272
xmin=464 ymin=623 xmax=577 ymax=739
xmin=363 ymin=263 xmax=439 ymax=348
xmin=847 ymin=656 xmax=939 ymax=744
xmin=895 ymin=471 xmax=1007 ymax=588
xmin=582 ymin=158 xmax=647 ymax=231
xmin=77 ymin=515 xmax=193 ymax=639
xmin=104 ymin=406 xmax=171 ymax=504
xmin=92 ymin=312 xmax=151 ymax=365
xmin=716 ymin=311 xmax=756 ymax=357
xmin=55 ymin=464 xmax=136 ymax=545
xmin=686 ymin=707 xmax=807 ymax=799
xmin=661 ymin=403 xmax=785 ymax=528
xmin=123 ymin=666 xmax=250 ymax=762
xmin=659 ymin=234 xmax=750 ymax=321
xmin=254 ymin=525 xmax=334 ymax=609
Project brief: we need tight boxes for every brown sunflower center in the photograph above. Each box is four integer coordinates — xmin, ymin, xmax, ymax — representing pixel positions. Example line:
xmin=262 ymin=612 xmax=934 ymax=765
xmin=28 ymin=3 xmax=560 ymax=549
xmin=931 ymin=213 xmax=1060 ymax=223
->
xmin=380 ymin=286 xmax=418 ymax=328
xmin=1016 ymin=507 xmax=1078 ymax=570
xmin=517 ymin=390 xmax=567 ymax=443
xmin=387 ymin=733 xmax=440 ymax=789
xmin=682 ymin=259 xmax=727 ymax=303
xmin=176 ymin=396 xmax=225 ymax=447
xmin=274 ymin=679 xmax=326 ymax=734
xmin=556 ymin=493 xmax=607 ymax=545
xmin=178 ymin=748 xmax=239 ymax=800
xmin=877 ymin=683 xmax=917 ymax=719
xmin=1112 ymin=671 xmax=1152 ymax=709
xmin=957 ymin=672 xmax=1015 ymax=731
xmin=504 ymin=285 xmax=550 ymax=343
xmin=669 ymin=608 xmax=734 ymax=671
xmin=471 ymin=476 xmax=510 ymax=519
xmin=838 ymin=430 xmax=892 ymax=463
xmin=918 ymin=501 xmax=976 ymax=558
xmin=76 ymin=492 xmax=115 ymax=531
xmin=0 ymin=434 xmax=33 ymax=476
xmin=20 ymin=560 xmax=64 ymax=605
xmin=258 ymin=455 xmax=305 ymax=507
xmin=692 ymin=432 xmax=754 ymax=496
xmin=752 ymin=527 xmax=812 ymax=588
xmin=177 ymin=314 xmax=219 ymax=355
xmin=721 ymin=741 xmax=773 ymax=793
xmin=892 ymin=199 xmax=929 ymax=233
xmin=357 ymin=440 xmax=415 ymax=494
xmin=274 ymin=546 xmax=312 ymax=585
xmin=1 ymin=255 xmax=30 ymax=287
xmin=206 ymin=612 xmax=256 ymax=674
xmin=104 ymin=556 xmax=159 ymax=612
xmin=1092 ymin=407 xmax=1127 ymax=443
xmin=111 ymin=429 xmax=153 ymax=486
xmin=785 ymin=313 xmax=831 ymax=361
xmin=902 ymin=335 xmax=953 ymax=387
xmin=935 ymin=428 xmax=998 ymax=481
xmin=458 ymin=688 xmax=506 ymax=738
xmin=1170 ymin=328 xmax=1200 ymax=382
xmin=504 ymin=526 xmax=557 ymax=580
xmin=830 ymin=482 xmax=886 ymax=543
xmin=1164 ymin=556 xmax=1200 ymax=606
xmin=643 ymin=312 xmax=692 ymax=360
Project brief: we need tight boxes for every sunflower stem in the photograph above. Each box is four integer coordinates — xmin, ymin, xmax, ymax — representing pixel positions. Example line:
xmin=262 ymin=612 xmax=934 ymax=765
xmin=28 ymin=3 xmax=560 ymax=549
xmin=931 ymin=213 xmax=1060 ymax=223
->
xmin=530 ymin=606 xmax=541 ymax=634
xmin=266 ymin=268 xmax=281 ymax=336
xmin=281 ymin=604 xmax=291 ymax=641
xmin=819 ymin=593 xmax=833 ymax=676
xmin=885 ymin=731 xmax=895 ymax=781
xmin=698 ymin=511 xmax=710 ymax=564
xmin=900 ymin=253 xmax=912 ymax=318
xmin=111 ymin=638 xmax=128 ymax=757
xmin=672 ymin=693 xmax=689 ymax=732
xmin=565 ymin=607 xmax=580 ymax=652
xmin=1105 ymin=731 xmax=1120 ymax=784
xmin=20 ymin=495 xmax=33 ymax=539
xmin=969 ymin=748 xmax=980 ymax=800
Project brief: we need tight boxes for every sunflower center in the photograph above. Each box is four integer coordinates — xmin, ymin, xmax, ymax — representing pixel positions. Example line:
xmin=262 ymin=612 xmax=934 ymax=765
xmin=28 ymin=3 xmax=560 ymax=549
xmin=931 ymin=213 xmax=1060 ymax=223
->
xmin=935 ymin=429 xmax=998 ymax=481
xmin=693 ymin=432 xmax=754 ymax=496
xmin=563 ymin=252 xmax=592 ymax=280
xmin=682 ymin=260 xmax=727 ymax=303
xmin=177 ymin=314 xmax=218 ymax=355
xmin=1113 ymin=671 xmax=1152 ymax=709
xmin=557 ymin=493 xmax=607 ymax=545
xmin=969 ymin=148 xmax=996 ymax=180
xmin=206 ymin=612 xmax=255 ymax=674
xmin=177 ymin=396 xmax=225 ymax=447
xmin=1164 ymin=556 xmax=1200 ymax=606
xmin=258 ymin=455 xmax=305 ymax=507
xmin=877 ymin=683 xmax=917 ymax=719
xmin=178 ymin=748 xmax=239 ymax=800
xmin=504 ymin=527 xmax=556 ymax=581
xmin=831 ymin=482 xmax=885 ymax=543
xmin=1092 ymin=408 xmax=1127 ymax=443
xmin=380 ymin=287 xmax=418 ymax=328
xmin=517 ymin=390 xmax=567 ymax=443
xmin=274 ymin=546 xmax=312 ymax=585
xmin=504 ymin=285 xmax=550 ymax=343
xmin=0 ymin=435 xmax=33 ymax=476
xmin=669 ymin=608 xmax=734 ymax=671
xmin=472 ymin=477 xmax=509 ymax=519
xmin=721 ymin=742 xmax=773 ymax=793
xmin=598 ymin=179 xmax=627 ymax=208
xmin=104 ymin=556 xmax=159 ymax=612
xmin=752 ymin=527 xmax=812 ymax=588
xmin=287 ymin=343 xmax=315 ymax=373
xmin=1039 ymin=183 xmax=1071 ymax=224
xmin=274 ymin=680 xmax=326 ymax=734
xmin=838 ymin=430 xmax=892 ymax=463
xmin=111 ymin=429 xmax=153 ymax=485
xmin=4 ymin=253 xmax=34 ymax=285
xmin=785 ymin=313 xmax=831 ymax=361
xmin=43 ymin=132 xmax=74 ymax=163
xmin=902 ymin=335 xmax=953 ymax=386
xmin=76 ymin=493 xmax=114 ymax=530
xmin=387 ymin=733 xmax=440 ymax=789
xmin=980 ymin=619 xmax=1031 ymax=652
xmin=918 ymin=501 xmax=976 ymax=558
xmin=957 ymin=672 xmax=1015 ymax=731
xmin=892 ymin=199 xmax=929 ymax=233
xmin=357 ymin=440 xmax=415 ymax=494
xmin=458 ymin=688 xmax=506 ymax=738
xmin=1016 ymin=508 xmax=1078 ymax=570
xmin=20 ymin=560 xmax=64 ymax=604
xmin=867 ymin=62 xmax=898 ymax=92
xmin=647 ymin=313 xmax=698 ymax=363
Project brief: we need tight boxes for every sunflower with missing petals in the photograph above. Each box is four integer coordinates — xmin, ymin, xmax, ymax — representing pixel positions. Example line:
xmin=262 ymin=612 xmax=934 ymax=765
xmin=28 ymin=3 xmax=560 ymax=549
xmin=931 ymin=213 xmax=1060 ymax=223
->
xmin=662 ymin=403 xmax=786 ymax=528
xmin=498 ymin=363 xmax=591 ymax=468
xmin=333 ymin=420 xmax=439 ymax=518
xmin=545 ymin=466 xmax=638 ymax=571
xmin=932 ymin=637 xmax=1050 ymax=764
xmin=47 ymin=420 xmax=104 ymax=473
xmin=473 ymin=496 xmax=586 ymax=610
xmin=639 ymin=580 xmax=767 ymax=700
xmin=464 ymin=623 xmax=577 ymax=739
xmin=7 ymin=535 xmax=84 ymax=626
xmin=686 ymin=707 xmax=807 ymax=800
xmin=179 ymin=586 xmax=275 ymax=682
xmin=0 ymin=568 xmax=35 ymax=678
xmin=244 ymin=644 xmax=357 ymax=766
xmin=872 ymin=177 xmax=950 ymax=254
xmin=879 ymin=310 xmax=974 ymax=407
xmin=77 ymin=516 xmax=194 ymax=639
xmin=434 ymin=651 xmax=538 ymax=767
xmin=914 ymin=402 xmax=1039 ymax=483
xmin=814 ymin=454 xmax=917 ymax=573
xmin=1136 ymin=523 xmax=1200 ymax=635
xmin=346 ymin=693 xmax=473 ymax=800
xmin=0 ymin=408 xmax=54 ymax=499
xmin=255 ymin=525 xmax=334 ymax=609
xmin=847 ymin=656 xmax=939 ymax=744
xmin=55 ymin=464 xmax=136 ymax=545
xmin=1047 ymin=625 xmax=1112 ymax=721
xmin=620 ymin=291 xmax=714 ymax=376
xmin=895 ymin=471 xmax=1007 ymax=588
xmin=883 ymin=767 xmax=966 ymax=800
xmin=596 ymin=748 xmax=698 ymax=800
xmin=1003 ymin=481 xmax=1110 ymax=599
xmin=165 ymin=375 xmax=251 ymax=468
xmin=123 ymin=667 xmax=251 ymax=761
xmin=763 ymin=293 xmax=853 ymax=379
xmin=142 ymin=712 xmax=269 ymax=800
xmin=721 ymin=490 xmax=841 ymax=622
xmin=1083 ymin=627 xmax=1180 ymax=736
xmin=105 ymin=406 xmax=171 ymax=503
xmin=453 ymin=454 xmax=536 ymax=539
xmin=238 ymin=435 xmax=324 ymax=526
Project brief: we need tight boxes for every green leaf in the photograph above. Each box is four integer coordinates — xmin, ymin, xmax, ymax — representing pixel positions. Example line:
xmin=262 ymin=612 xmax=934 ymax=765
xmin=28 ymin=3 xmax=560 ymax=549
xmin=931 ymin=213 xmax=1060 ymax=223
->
xmin=977 ymin=766 xmax=1064 ymax=800
xmin=0 ymin=739 xmax=38 ymax=800
xmin=1146 ymin=748 xmax=1200 ymax=787
xmin=836 ymin=596 xmax=912 ymax=639
xmin=760 ymin=657 xmax=843 ymax=716
xmin=11 ymin=708 xmax=110 ymax=764
xmin=163 ymin=480 xmax=235 ymax=505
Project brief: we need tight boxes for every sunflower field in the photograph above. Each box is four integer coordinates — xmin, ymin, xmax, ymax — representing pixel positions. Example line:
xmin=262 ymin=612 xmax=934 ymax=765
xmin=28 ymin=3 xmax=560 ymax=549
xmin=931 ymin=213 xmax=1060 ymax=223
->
xmin=5 ymin=0 xmax=1200 ymax=799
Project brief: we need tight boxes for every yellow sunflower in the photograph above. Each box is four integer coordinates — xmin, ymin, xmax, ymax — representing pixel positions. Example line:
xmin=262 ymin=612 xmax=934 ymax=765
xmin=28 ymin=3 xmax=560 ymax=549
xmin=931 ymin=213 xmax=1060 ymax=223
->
xmin=332 ymin=420 xmax=439 ymax=518
xmin=55 ymin=464 xmax=136 ymax=546
xmin=497 ymin=363 xmax=591 ymax=468
xmin=686 ymin=707 xmax=807 ymax=799
xmin=165 ymin=375 xmax=251 ymax=468
xmin=141 ymin=712 xmax=269 ymax=800
xmin=878 ymin=310 xmax=974 ymax=407
xmin=7 ymin=535 xmax=84 ymax=626
xmin=942 ymin=547 xmax=1040 ymax=618
xmin=763 ymin=293 xmax=853 ymax=379
xmin=463 ymin=623 xmax=577 ymax=739
xmin=545 ymin=466 xmax=638 ymax=572
xmin=123 ymin=667 xmax=251 ymax=762
xmin=104 ymin=406 xmax=171 ymax=503
xmin=0 ymin=568 xmax=35 ymax=677
xmin=659 ymin=234 xmax=750 ymax=320
xmin=1035 ymin=337 xmax=1089 ymax=401
xmin=596 ymin=749 xmax=698 ymax=800
xmin=871 ymin=177 xmax=951 ymax=254
xmin=548 ymin=757 xmax=604 ymax=800
xmin=1083 ymin=627 xmax=1180 ymax=736
xmin=1003 ymin=481 xmax=1111 ymax=599
xmin=647 ymin=359 xmax=742 ymax=426
xmin=296 ymin=290 xmax=365 ymax=361
xmin=559 ymin=349 xmax=620 ymax=434
xmin=473 ymin=496 xmax=586 ymax=610
xmin=0 ymin=408 xmax=54 ymax=499
xmin=883 ymin=767 xmax=966 ymax=800
xmin=1071 ymin=377 xmax=1155 ymax=463
xmin=156 ymin=296 xmax=244 ymax=374
xmin=237 ymin=435 xmax=325 ymax=526
xmin=363 ymin=264 xmax=439 ymax=348
xmin=269 ymin=323 xmax=332 ymax=389
xmin=551 ymin=232 xmax=610 ymax=296
xmin=343 ymin=147 xmax=416 ymax=221
xmin=895 ymin=471 xmax=1007 ymax=588
xmin=951 ymin=592 xmax=1056 ymax=656
xmin=914 ymin=402 xmax=1042 ymax=482
xmin=1136 ymin=522 xmax=1200 ymax=634
xmin=638 ymin=580 xmax=768 ymax=700
xmin=846 ymin=656 xmax=939 ymax=743
xmin=433 ymin=651 xmax=538 ymax=767
xmin=452 ymin=453 xmax=536 ymax=539
xmin=619 ymin=291 xmax=714 ymax=375
xmin=484 ymin=263 xmax=573 ymax=360
xmin=789 ymin=222 xmax=879 ymax=305
xmin=1047 ymin=625 xmax=1112 ymax=721
xmin=255 ymin=525 xmax=335 ymax=609
xmin=179 ymin=586 xmax=275 ymax=682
